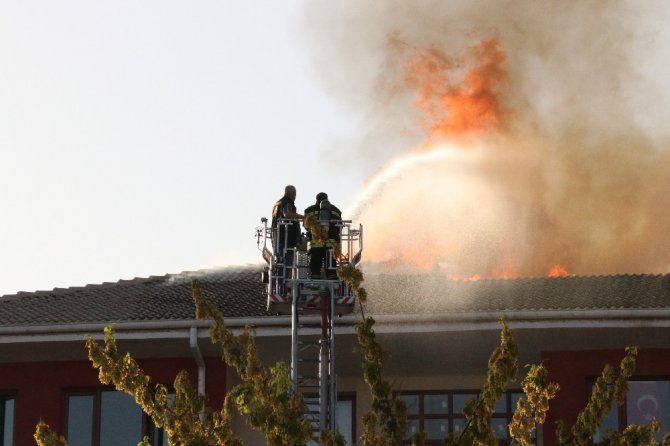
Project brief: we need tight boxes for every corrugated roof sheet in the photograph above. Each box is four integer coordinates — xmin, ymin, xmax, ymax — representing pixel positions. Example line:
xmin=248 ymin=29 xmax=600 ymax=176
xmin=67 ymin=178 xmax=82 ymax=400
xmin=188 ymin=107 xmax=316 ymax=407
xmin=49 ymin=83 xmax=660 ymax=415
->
xmin=1 ymin=266 xmax=669 ymax=327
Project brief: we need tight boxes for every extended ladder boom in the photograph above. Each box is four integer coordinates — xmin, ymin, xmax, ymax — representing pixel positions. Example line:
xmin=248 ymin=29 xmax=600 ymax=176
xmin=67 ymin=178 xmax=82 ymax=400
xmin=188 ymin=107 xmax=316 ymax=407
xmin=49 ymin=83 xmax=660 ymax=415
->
xmin=255 ymin=217 xmax=363 ymax=441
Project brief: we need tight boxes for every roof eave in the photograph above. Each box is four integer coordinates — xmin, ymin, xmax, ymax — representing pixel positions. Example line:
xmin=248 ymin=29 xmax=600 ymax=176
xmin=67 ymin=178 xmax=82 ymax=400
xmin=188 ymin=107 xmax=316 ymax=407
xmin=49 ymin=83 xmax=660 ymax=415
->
xmin=1 ymin=307 xmax=669 ymax=342
xmin=368 ymin=308 xmax=670 ymax=333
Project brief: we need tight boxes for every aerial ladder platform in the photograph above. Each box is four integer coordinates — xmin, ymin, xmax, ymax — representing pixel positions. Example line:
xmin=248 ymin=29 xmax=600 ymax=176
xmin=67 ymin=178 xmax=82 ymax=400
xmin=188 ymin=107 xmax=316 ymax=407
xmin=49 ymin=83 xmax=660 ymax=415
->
xmin=256 ymin=211 xmax=363 ymax=442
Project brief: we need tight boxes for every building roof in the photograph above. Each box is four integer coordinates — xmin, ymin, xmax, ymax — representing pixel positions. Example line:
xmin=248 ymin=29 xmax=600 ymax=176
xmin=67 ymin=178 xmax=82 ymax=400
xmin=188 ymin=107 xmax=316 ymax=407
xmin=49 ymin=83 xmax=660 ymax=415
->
xmin=1 ymin=266 xmax=670 ymax=328
xmin=0 ymin=266 xmax=269 ymax=327
xmin=362 ymin=272 xmax=670 ymax=315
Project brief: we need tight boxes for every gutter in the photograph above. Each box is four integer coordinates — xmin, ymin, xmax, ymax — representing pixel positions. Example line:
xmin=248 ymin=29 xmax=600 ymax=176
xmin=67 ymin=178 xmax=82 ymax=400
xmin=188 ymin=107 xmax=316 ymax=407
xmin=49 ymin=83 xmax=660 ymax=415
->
xmin=0 ymin=318 xmax=271 ymax=335
xmin=1 ymin=307 xmax=670 ymax=340
xmin=369 ymin=308 xmax=670 ymax=324
xmin=365 ymin=308 xmax=670 ymax=333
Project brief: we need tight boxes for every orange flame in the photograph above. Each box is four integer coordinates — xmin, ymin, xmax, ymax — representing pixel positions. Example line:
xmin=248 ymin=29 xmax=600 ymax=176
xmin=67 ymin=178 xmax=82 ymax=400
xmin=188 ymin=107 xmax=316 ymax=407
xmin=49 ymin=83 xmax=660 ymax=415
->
xmin=404 ymin=37 xmax=507 ymax=143
xmin=358 ymin=37 xmax=571 ymax=281
xmin=547 ymin=264 xmax=569 ymax=277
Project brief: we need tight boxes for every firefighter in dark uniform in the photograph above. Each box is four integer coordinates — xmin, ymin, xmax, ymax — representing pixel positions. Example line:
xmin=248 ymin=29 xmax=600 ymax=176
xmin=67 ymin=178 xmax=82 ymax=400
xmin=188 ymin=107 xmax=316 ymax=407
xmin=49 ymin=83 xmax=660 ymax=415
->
xmin=304 ymin=192 xmax=341 ymax=279
xmin=271 ymin=185 xmax=303 ymax=293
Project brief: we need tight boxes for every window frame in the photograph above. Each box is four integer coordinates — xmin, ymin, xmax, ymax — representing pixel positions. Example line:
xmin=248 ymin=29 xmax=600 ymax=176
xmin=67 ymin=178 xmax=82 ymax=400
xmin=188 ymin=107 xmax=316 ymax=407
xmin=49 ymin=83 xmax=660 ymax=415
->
xmin=304 ymin=392 xmax=357 ymax=446
xmin=336 ymin=393 xmax=356 ymax=446
xmin=62 ymin=387 xmax=155 ymax=446
xmin=0 ymin=392 xmax=16 ymax=446
xmin=396 ymin=389 xmax=533 ymax=445
xmin=590 ymin=376 xmax=670 ymax=444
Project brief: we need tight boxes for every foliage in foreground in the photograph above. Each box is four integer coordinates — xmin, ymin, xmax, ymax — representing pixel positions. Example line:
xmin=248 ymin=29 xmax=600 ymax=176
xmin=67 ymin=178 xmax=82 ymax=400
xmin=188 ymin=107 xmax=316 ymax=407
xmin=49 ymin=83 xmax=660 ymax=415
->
xmin=509 ymin=363 xmax=559 ymax=445
xmin=34 ymin=263 xmax=670 ymax=446
xmin=34 ymin=420 xmax=67 ymax=446
xmin=193 ymin=280 xmax=312 ymax=445
xmin=441 ymin=318 xmax=520 ymax=446
xmin=338 ymin=263 xmax=668 ymax=446
xmin=554 ymin=346 xmax=670 ymax=446
xmin=339 ymin=262 xmax=406 ymax=445
xmin=35 ymin=278 xmax=311 ymax=446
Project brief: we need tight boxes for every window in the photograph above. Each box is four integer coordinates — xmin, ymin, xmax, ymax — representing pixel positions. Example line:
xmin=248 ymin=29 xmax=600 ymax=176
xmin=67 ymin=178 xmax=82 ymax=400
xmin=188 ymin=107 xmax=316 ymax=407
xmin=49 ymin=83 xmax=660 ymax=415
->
xmin=0 ymin=394 xmax=15 ymax=446
xmin=594 ymin=380 xmax=670 ymax=443
xmin=306 ymin=394 xmax=356 ymax=446
xmin=398 ymin=390 xmax=532 ymax=445
xmin=335 ymin=395 xmax=356 ymax=446
xmin=65 ymin=389 xmax=164 ymax=446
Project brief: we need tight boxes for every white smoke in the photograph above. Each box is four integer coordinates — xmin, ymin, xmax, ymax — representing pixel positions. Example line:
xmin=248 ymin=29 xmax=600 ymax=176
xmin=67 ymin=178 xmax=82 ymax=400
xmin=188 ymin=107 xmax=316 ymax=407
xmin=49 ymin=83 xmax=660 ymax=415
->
xmin=303 ymin=1 xmax=670 ymax=276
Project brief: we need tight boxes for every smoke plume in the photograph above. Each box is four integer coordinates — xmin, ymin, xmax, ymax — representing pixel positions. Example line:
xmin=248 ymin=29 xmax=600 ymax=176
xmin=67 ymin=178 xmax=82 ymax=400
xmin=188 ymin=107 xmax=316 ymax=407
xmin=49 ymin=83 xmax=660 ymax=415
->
xmin=303 ymin=1 xmax=670 ymax=277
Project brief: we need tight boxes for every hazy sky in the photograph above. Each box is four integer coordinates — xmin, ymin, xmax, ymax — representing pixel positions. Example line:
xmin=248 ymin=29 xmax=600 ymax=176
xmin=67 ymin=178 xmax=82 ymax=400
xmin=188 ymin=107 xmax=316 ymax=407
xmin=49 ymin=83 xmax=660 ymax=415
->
xmin=0 ymin=1 xmax=366 ymax=295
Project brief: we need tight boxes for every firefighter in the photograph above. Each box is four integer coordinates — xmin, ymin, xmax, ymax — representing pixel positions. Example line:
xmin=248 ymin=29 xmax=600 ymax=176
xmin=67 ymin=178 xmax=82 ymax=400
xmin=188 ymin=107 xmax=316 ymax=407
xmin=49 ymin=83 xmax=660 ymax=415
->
xmin=271 ymin=185 xmax=303 ymax=293
xmin=304 ymin=192 xmax=341 ymax=279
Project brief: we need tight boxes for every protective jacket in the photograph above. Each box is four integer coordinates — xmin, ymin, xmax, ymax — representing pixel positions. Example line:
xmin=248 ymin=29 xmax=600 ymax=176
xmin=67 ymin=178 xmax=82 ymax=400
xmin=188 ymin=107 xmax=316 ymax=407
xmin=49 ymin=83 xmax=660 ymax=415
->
xmin=304 ymin=201 xmax=342 ymax=249
xmin=272 ymin=195 xmax=300 ymax=247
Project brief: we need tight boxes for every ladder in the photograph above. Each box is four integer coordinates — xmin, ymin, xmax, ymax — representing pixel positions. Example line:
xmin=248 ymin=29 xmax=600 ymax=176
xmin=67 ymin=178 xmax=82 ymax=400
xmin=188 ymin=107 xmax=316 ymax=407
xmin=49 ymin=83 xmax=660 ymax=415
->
xmin=290 ymin=281 xmax=337 ymax=441
xmin=256 ymin=216 xmax=363 ymax=442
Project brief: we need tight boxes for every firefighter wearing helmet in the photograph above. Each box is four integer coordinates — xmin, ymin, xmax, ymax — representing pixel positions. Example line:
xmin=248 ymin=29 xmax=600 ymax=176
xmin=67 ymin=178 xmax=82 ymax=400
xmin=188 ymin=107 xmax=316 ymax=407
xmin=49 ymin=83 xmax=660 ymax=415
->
xmin=304 ymin=192 xmax=342 ymax=279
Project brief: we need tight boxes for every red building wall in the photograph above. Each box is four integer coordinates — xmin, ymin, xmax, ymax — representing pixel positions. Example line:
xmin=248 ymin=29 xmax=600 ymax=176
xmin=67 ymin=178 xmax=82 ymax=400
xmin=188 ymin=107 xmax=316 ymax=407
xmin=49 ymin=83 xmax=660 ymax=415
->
xmin=542 ymin=348 xmax=670 ymax=444
xmin=0 ymin=357 xmax=226 ymax=445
